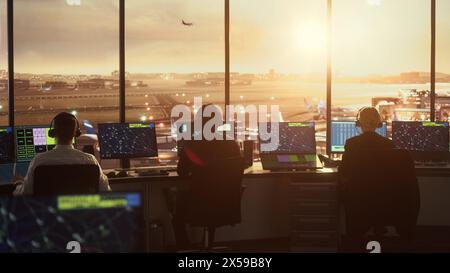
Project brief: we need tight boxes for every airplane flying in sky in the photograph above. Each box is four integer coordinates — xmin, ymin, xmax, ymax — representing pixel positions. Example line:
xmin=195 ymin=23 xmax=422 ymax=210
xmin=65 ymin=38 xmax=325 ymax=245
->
xmin=182 ymin=20 xmax=193 ymax=26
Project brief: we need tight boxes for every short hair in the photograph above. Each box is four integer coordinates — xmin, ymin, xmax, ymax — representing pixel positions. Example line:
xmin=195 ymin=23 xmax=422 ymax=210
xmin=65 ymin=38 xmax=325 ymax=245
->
xmin=358 ymin=107 xmax=382 ymax=128
xmin=53 ymin=113 xmax=78 ymax=142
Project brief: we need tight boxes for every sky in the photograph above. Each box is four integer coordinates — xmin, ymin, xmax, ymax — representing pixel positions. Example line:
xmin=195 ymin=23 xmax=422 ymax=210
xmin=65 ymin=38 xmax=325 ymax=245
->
xmin=1 ymin=0 xmax=449 ymax=76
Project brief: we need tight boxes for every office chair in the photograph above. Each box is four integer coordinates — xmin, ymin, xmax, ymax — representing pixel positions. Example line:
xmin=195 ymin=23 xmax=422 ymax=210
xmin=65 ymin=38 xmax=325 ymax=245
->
xmin=34 ymin=164 xmax=100 ymax=195
xmin=167 ymin=156 xmax=245 ymax=251
xmin=339 ymin=148 xmax=420 ymax=252
xmin=188 ymin=156 xmax=245 ymax=250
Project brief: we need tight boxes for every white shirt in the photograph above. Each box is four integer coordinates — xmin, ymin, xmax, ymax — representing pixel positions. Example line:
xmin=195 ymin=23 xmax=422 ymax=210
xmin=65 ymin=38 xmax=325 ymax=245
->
xmin=14 ymin=145 xmax=111 ymax=195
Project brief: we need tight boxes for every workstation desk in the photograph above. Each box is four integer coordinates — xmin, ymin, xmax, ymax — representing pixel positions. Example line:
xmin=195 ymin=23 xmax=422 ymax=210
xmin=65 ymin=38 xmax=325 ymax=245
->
xmin=109 ymin=163 xmax=450 ymax=252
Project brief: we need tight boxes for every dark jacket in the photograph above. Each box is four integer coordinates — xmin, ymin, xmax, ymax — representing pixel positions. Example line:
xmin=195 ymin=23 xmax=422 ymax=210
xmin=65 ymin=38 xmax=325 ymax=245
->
xmin=338 ymin=132 xmax=419 ymax=238
xmin=340 ymin=132 xmax=395 ymax=178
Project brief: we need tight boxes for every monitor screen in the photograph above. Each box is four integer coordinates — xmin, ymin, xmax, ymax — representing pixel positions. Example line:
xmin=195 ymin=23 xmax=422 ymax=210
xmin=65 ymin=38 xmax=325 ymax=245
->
xmin=14 ymin=126 xmax=75 ymax=163
xmin=259 ymin=122 xmax=316 ymax=154
xmin=330 ymin=121 xmax=388 ymax=153
xmin=0 ymin=193 xmax=144 ymax=253
xmin=98 ymin=123 xmax=158 ymax=159
xmin=392 ymin=121 xmax=450 ymax=152
xmin=0 ymin=127 xmax=14 ymax=164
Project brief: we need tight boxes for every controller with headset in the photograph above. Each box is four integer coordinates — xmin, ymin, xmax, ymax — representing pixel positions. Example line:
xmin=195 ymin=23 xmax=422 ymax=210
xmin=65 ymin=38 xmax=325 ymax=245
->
xmin=48 ymin=112 xmax=82 ymax=139
xmin=319 ymin=107 xmax=382 ymax=168
xmin=12 ymin=112 xmax=81 ymax=178
xmin=355 ymin=106 xmax=383 ymax=129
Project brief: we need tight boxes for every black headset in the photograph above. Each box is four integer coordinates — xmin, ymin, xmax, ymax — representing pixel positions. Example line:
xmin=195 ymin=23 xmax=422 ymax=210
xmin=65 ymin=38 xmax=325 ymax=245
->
xmin=355 ymin=107 xmax=383 ymax=128
xmin=48 ymin=112 xmax=82 ymax=138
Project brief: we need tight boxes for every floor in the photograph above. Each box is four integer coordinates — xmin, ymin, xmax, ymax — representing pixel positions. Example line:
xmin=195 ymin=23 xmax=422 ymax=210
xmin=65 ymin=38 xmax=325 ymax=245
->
xmin=162 ymin=226 xmax=450 ymax=253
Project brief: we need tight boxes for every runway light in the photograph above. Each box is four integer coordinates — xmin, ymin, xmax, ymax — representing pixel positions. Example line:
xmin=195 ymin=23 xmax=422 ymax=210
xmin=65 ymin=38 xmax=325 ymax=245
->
xmin=240 ymin=95 xmax=244 ymax=100
xmin=159 ymin=123 xmax=165 ymax=128
xmin=145 ymin=102 xmax=149 ymax=106
xmin=149 ymin=116 xmax=154 ymax=120
xmin=186 ymin=100 xmax=191 ymax=104
xmin=182 ymin=93 xmax=186 ymax=97
xmin=270 ymin=96 xmax=275 ymax=101
xmin=206 ymin=94 xmax=210 ymax=98
xmin=176 ymin=93 xmax=179 ymax=97
xmin=145 ymin=94 xmax=148 ymax=98
xmin=146 ymin=107 xmax=151 ymax=111
xmin=140 ymin=115 xmax=147 ymax=122
xmin=0 ymin=105 xmax=3 ymax=110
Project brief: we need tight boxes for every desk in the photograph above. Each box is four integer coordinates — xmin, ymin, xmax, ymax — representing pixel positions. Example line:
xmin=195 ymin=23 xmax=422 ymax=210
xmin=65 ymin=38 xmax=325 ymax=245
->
xmin=108 ymin=163 xmax=450 ymax=251
xmin=108 ymin=164 xmax=340 ymax=251
xmin=1 ymin=163 xmax=450 ymax=252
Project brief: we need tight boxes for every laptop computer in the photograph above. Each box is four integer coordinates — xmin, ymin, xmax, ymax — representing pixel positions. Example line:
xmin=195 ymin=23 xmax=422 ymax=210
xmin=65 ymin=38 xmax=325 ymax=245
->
xmin=258 ymin=122 xmax=323 ymax=171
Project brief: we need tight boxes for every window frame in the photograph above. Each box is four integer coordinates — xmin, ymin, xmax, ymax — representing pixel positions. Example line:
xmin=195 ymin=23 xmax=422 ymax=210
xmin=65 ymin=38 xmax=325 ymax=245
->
xmin=4 ymin=0 xmax=438 ymax=157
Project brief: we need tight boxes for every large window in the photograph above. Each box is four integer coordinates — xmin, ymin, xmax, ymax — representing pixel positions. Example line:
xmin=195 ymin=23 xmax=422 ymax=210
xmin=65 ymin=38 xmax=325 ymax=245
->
xmin=436 ymin=0 xmax=450 ymax=122
xmin=332 ymin=0 xmax=431 ymax=124
xmin=14 ymin=0 xmax=119 ymax=126
xmin=231 ymin=0 xmax=327 ymax=153
xmin=126 ymin=0 xmax=225 ymax=164
xmin=1 ymin=0 xmax=447 ymax=162
xmin=0 ymin=0 xmax=7 ymax=125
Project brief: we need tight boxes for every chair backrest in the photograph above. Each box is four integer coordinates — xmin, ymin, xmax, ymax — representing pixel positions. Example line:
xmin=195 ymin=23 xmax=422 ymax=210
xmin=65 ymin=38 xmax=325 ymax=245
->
xmin=340 ymin=148 xmax=420 ymax=231
xmin=187 ymin=156 xmax=245 ymax=227
xmin=34 ymin=164 xmax=100 ymax=196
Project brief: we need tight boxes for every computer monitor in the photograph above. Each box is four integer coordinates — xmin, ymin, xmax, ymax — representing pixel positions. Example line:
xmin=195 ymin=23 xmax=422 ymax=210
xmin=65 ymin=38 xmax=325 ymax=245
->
xmin=259 ymin=122 xmax=317 ymax=154
xmin=0 ymin=193 xmax=144 ymax=253
xmin=0 ymin=127 xmax=14 ymax=164
xmin=392 ymin=121 xmax=450 ymax=153
xmin=0 ymin=163 xmax=30 ymax=184
xmin=98 ymin=122 xmax=158 ymax=160
xmin=330 ymin=121 xmax=388 ymax=153
xmin=14 ymin=125 xmax=76 ymax=163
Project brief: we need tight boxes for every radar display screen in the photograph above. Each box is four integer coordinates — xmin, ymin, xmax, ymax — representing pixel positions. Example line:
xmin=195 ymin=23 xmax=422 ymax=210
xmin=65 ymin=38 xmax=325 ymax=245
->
xmin=0 ymin=193 xmax=144 ymax=253
xmin=0 ymin=127 xmax=14 ymax=164
xmin=259 ymin=122 xmax=316 ymax=154
xmin=98 ymin=123 xmax=158 ymax=159
xmin=392 ymin=121 xmax=449 ymax=152
xmin=330 ymin=121 xmax=388 ymax=153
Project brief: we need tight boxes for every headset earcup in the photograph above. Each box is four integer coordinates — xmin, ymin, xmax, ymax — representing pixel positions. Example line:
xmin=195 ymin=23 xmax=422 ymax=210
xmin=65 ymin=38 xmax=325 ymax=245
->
xmin=48 ymin=129 xmax=55 ymax=138
xmin=75 ymin=119 xmax=81 ymax=137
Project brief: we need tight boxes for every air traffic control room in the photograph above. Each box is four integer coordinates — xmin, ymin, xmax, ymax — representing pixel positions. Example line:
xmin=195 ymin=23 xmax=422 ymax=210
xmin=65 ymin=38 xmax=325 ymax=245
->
xmin=1 ymin=0 xmax=450 ymax=255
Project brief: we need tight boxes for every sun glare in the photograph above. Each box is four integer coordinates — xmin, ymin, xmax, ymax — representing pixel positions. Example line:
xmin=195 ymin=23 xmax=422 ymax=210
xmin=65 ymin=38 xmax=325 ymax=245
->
xmin=295 ymin=22 xmax=327 ymax=55
xmin=367 ymin=0 xmax=381 ymax=6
